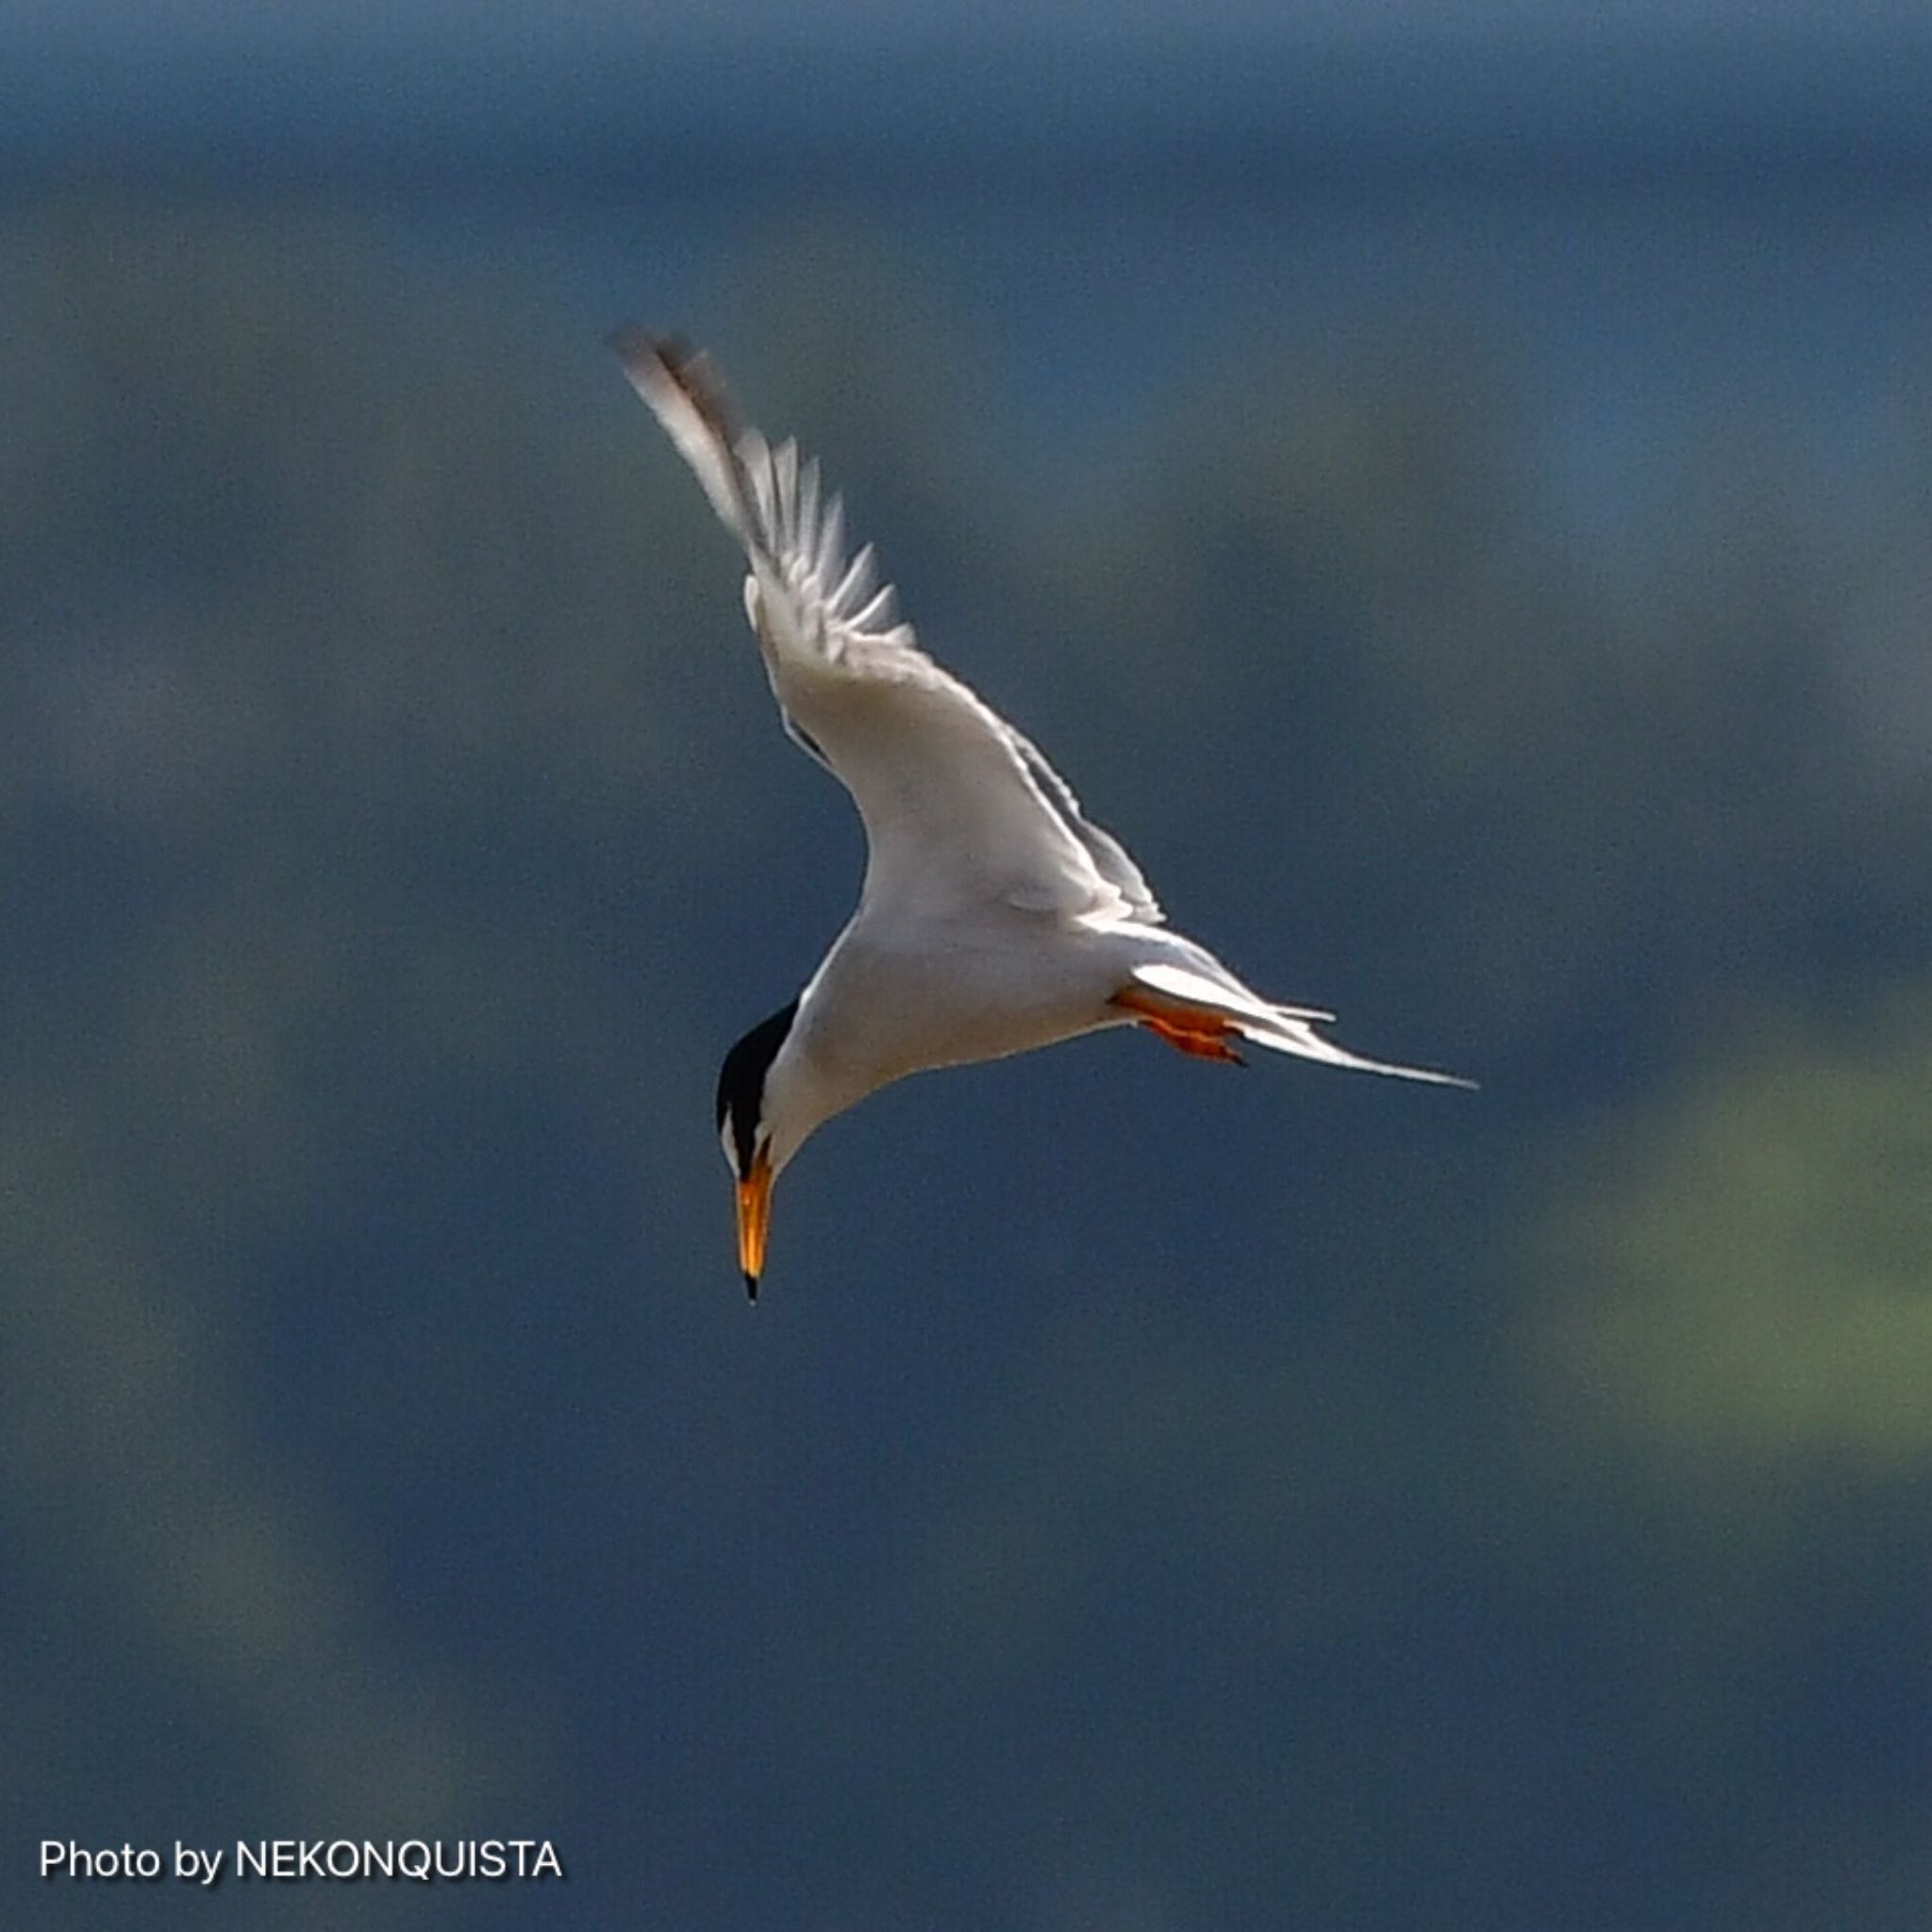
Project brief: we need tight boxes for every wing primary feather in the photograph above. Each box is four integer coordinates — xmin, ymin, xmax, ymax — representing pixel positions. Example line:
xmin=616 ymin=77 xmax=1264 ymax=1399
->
xmin=744 ymin=428 xmax=776 ymax=533
xmin=848 ymin=583 xmax=899 ymax=633
xmin=773 ymin=439 xmax=799 ymax=534
xmin=797 ymin=457 xmax=821 ymax=563
xmin=816 ymin=497 xmax=846 ymax=588
xmin=604 ymin=325 xmax=754 ymax=540
xmin=830 ymin=542 xmax=877 ymax=616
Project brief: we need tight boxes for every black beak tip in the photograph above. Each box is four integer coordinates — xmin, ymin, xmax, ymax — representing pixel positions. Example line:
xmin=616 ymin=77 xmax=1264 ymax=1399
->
xmin=743 ymin=1273 xmax=759 ymax=1304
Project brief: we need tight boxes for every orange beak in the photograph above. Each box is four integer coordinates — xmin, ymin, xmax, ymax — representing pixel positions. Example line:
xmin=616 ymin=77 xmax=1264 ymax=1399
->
xmin=735 ymin=1145 xmax=774 ymax=1301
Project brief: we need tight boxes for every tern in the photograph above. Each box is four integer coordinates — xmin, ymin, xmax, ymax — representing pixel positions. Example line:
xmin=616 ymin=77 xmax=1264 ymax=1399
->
xmin=608 ymin=328 xmax=1470 ymax=1297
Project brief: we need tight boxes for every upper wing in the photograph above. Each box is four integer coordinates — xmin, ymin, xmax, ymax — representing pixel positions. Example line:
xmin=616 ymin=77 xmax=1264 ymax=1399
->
xmin=608 ymin=326 xmax=1160 ymax=924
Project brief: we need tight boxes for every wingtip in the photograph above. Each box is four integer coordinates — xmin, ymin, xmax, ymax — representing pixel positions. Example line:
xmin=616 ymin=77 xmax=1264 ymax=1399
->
xmin=603 ymin=323 xmax=678 ymax=397
xmin=605 ymin=324 xmax=739 ymax=441
xmin=603 ymin=319 xmax=657 ymax=371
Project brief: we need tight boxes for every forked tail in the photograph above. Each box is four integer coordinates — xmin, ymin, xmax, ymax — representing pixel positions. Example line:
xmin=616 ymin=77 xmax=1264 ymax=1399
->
xmin=1118 ymin=961 xmax=1474 ymax=1088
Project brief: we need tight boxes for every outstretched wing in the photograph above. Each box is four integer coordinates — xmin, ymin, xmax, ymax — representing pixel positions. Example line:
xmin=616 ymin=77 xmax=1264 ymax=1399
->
xmin=608 ymin=326 xmax=1160 ymax=924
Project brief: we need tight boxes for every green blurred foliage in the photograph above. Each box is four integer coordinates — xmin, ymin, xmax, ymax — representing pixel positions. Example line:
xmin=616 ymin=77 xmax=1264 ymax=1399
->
xmin=5 ymin=193 xmax=1931 ymax=1929
xmin=1526 ymin=994 xmax=1932 ymax=1469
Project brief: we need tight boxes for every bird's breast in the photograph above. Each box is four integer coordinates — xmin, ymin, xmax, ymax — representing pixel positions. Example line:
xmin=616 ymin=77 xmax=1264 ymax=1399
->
xmin=800 ymin=914 xmax=1121 ymax=1091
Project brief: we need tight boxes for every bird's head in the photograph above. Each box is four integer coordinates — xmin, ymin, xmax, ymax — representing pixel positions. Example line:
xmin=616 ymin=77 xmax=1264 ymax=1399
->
xmin=714 ymin=996 xmax=811 ymax=1300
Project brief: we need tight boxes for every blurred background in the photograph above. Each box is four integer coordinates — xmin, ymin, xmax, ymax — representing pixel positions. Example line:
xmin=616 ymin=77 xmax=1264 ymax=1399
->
xmin=5 ymin=3 xmax=1931 ymax=1926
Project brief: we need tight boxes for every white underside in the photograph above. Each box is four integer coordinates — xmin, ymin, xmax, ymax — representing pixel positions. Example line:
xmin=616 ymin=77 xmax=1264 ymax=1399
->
xmin=762 ymin=908 xmax=1466 ymax=1174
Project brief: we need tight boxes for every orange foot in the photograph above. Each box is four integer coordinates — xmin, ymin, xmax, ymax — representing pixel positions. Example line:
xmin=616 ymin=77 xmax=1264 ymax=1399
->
xmin=1109 ymin=985 xmax=1246 ymax=1065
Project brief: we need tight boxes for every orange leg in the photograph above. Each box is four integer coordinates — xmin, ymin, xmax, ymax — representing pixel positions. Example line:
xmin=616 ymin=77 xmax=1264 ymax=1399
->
xmin=1109 ymin=986 xmax=1246 ymax=1065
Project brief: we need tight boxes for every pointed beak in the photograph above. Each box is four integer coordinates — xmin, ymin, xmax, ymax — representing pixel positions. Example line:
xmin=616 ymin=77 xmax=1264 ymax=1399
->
xmin=735 ymin=1145 xmax=774 ymax=1301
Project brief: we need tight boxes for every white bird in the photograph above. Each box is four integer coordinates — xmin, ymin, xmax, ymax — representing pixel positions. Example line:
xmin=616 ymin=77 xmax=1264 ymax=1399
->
xmin=608 ymin=328 xmax=1471 ymax=1297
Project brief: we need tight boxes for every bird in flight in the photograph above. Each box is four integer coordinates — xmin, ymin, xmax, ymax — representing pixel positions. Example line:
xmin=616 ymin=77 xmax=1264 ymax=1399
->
xmin=608 ymin=328 xmax=1470 ymax=1298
